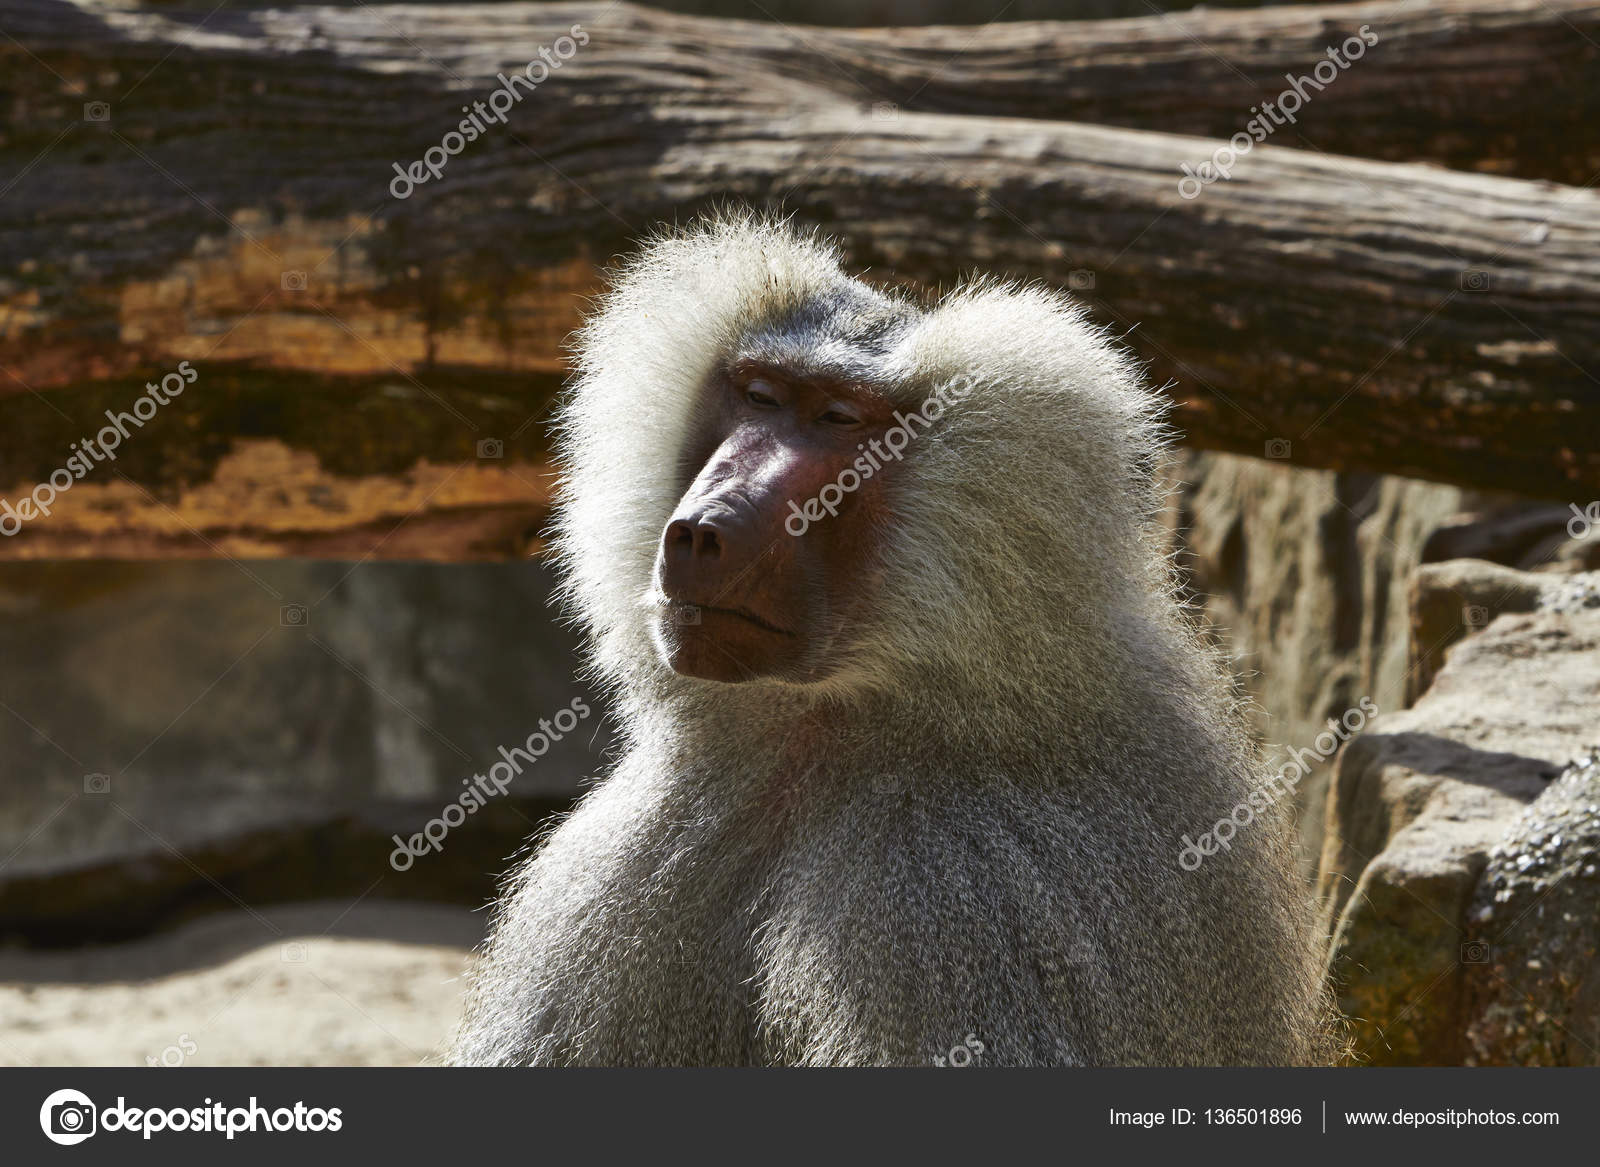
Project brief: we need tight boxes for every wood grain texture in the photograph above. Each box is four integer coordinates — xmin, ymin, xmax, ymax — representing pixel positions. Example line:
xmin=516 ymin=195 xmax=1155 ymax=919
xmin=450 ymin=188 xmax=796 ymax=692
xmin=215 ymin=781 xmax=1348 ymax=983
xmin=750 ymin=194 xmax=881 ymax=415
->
xmin=1 ymin=0 xmax=1597 ymax=558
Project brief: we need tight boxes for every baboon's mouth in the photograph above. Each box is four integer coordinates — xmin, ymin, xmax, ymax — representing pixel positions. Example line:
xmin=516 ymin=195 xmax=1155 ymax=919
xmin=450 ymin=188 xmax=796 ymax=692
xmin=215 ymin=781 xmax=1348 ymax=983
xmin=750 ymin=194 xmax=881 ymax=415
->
xmin=694 ymin=604 xmax=796 ymax=636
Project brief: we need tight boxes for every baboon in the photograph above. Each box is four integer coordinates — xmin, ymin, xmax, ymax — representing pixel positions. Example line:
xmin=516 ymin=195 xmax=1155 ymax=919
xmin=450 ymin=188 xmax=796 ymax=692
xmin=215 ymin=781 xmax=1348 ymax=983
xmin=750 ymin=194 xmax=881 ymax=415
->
xmin=451 ymin=213 xmax=1332 ymax=1066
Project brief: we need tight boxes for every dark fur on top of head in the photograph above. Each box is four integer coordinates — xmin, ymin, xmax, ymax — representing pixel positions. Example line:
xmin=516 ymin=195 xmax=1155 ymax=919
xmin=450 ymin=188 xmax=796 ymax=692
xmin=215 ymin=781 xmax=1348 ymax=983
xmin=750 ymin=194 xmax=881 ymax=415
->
xmin=452 ymin=211 xmax=1337 ymax=1067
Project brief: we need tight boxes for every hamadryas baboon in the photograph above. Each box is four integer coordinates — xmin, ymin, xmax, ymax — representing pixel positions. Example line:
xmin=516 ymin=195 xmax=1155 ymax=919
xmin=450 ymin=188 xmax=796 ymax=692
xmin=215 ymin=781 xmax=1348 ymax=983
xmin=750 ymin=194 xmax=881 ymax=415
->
xmin=450 ymin=213 xmax=1333 ymax=1067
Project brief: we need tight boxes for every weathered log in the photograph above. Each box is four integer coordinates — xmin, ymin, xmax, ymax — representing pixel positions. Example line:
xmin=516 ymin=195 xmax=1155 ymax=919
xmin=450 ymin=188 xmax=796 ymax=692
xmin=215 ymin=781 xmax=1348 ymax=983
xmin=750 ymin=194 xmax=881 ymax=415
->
xmin=12 ymin=0 xmax=1597 ymax=178
xmin=761 ymin=0 xmax=1600 ymax=184
xmin=0 ymin=0 xmax=1597 ymax=561
xmin=0 ymin=366 xmax=559 ymax=560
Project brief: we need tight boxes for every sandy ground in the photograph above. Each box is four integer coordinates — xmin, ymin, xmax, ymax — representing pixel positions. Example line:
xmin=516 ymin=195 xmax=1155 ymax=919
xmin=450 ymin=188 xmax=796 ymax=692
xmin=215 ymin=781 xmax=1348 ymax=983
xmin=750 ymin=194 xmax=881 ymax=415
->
xmin=0 ymin=902 xmax=485 ymax=1067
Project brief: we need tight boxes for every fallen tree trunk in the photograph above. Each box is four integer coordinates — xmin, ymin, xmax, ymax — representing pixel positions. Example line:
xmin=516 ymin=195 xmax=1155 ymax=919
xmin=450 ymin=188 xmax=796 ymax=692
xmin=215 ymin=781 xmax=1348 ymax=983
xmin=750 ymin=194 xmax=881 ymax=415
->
xmin=0 ymin=0 xmax=1597 ymax=559
xmin=776 ymin=0 xmax=1600 ymax=185
xmin=9 ymin=0 xmax=1594 ymax=177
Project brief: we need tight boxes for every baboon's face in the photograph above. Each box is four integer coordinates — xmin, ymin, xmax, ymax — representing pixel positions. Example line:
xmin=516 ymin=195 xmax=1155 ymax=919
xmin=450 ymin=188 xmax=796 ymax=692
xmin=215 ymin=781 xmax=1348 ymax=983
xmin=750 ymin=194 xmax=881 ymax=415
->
xmin=652 ymin=359 xmax=899 ymax=683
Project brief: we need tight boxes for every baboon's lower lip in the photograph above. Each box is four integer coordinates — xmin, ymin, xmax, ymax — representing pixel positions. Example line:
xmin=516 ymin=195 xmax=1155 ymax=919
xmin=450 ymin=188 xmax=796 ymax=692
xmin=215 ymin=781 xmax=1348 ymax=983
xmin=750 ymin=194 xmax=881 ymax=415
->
xmin=676 ymin=602 xmax=795 ymax=636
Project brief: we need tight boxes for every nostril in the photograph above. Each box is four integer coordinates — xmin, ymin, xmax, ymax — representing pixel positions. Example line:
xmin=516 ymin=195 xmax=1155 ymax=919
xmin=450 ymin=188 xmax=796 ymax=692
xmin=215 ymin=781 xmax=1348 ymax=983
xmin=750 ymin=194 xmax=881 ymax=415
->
xmin=665 ymin=518 xmax=724 ymax=560
xmin=666 ymin=520 xmax=696 ymax=554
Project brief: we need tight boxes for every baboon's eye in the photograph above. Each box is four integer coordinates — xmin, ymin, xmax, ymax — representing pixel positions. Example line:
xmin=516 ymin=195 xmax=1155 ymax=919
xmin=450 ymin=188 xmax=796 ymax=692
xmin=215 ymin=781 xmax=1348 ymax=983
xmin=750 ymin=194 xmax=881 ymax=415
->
xmin=818 ymin=405 xmax=862 ymax=428
xmin=744 ymin=380 xmax=781 ymax=409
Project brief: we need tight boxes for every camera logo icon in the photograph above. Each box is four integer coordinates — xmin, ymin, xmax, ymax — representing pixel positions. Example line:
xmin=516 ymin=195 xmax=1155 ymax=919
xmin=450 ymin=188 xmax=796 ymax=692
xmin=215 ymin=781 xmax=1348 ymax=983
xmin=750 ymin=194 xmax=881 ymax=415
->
xmin=1461 ymin=940 xmax=1490 ymax=964
xmin=40 ymin=1088 xmax=97 ymax=1145
xmin=83 ymin=773 xmax=111 ymax=795
xmin=1265 ymin=438 xmax=1292 ymax=459
xmin=280 ymin=603 xmax=309 ymax=627
xmin=82 ymin=102 xmax=111 ymax=123
xmin=871 ymin=101 xmax=898 ymax=121
xmin=1462 ymin=604 xmax=1490 ymax=629
xmin=1068 ymin=269 xmax=1096 ymax=292
xmin=1459 ymin=269 xmax=1492 ymax=293
xmin=476 ymin=438 xmax=504 ymax=460
xmin=870 ymin=772 xmax=904 ymax=796
xmin=280 ymin=270 xmax=308 ymax=291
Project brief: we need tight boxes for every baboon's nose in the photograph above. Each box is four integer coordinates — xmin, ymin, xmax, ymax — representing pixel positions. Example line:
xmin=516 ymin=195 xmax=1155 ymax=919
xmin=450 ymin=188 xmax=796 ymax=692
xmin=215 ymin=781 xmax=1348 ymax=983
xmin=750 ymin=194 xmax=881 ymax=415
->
xmin=664 ymin=515 xmax=724 ymax=561
xmin=660 ymin=504 xmax=758 ymax=599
